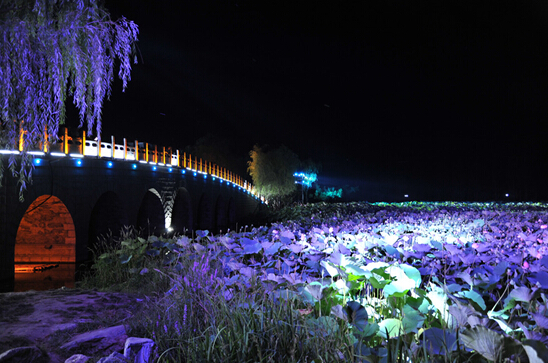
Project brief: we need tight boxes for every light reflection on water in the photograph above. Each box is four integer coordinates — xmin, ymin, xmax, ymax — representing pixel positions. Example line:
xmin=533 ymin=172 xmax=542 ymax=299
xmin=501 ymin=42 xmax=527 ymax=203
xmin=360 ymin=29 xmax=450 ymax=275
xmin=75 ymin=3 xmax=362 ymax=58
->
xmin=14 ymin=263 xmax=76 ymax=292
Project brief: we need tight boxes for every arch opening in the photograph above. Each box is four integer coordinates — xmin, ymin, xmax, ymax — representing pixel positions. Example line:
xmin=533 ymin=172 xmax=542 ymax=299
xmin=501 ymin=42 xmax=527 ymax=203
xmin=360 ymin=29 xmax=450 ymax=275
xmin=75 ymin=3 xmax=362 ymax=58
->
xmin=171 ymin=187 xmax=193 ymax=234
xmin=137 ymin=189 xmax=165 ymax=236
xmin=214 ymin=195 xmax=227 ymax=233
xmin=88 ymin=191 xmax=128 ymax=258
xmin=197 ymin=194 xmax=212 ymax=231
xmin=15 ymin=195 xmax=76 ymax=263
xmin=14 ymin=195 xmax=76 ymax=291
xmin=227 ymin=197 xmax=237 ymax=231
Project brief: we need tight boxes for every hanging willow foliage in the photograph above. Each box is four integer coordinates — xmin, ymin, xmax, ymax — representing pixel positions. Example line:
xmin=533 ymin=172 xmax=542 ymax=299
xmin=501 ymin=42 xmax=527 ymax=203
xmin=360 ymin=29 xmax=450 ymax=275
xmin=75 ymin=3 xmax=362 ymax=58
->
xmin=0 ymin=0 xmax=138 ymax=199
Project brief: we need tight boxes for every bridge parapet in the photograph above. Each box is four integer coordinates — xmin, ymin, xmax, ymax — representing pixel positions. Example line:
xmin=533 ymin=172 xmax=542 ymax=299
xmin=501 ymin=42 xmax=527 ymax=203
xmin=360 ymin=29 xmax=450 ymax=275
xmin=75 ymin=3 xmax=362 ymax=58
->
xmin=1 ymin=127 xmax=266 ymax=204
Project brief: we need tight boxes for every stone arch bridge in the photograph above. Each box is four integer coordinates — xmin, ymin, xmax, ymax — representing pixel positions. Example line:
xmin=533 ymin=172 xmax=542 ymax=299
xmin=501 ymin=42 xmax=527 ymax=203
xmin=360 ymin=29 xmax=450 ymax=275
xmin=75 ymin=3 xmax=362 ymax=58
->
xmin=0 ymin=131 xmax=266 ymax=291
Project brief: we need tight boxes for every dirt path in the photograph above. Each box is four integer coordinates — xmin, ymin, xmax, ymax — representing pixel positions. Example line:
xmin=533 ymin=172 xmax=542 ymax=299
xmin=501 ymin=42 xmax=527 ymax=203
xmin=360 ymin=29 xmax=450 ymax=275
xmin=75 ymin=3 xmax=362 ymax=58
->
xmin=0 ymin=288 xmax=145 ymax=362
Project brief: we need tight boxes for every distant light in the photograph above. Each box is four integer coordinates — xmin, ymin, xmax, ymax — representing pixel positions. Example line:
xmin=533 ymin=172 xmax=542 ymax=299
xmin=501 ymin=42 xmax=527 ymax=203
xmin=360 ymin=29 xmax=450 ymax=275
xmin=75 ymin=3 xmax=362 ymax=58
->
xmin=69 ymin=153 xmax=84 ymax=158
xmin=29 ymin=151 xmax=45 ymax=156
xmin=168 ymin=167 xmax=173 ymax=172
xmin=139 ymin=160 xmax=147 ymax=164
xmin=193 ymin=172 xmax=197 ymax=177
xmin=212 ymin=177 xmax=216 ymax=181
xmin=404 ymin=194 xmax=409 ymax=198
xmin=158 ymin=163 xmax=165 ymax=166
xmin=0 ymin=150 xmax=19 ymax=155
xmin=505 ymin=193 xmax=509 ymax=197
xmin=203 ymin=174 xmax=207 ymax=179
xmin=107 ymin=161 xmax=113 ymax=168
xmin=75 ymin=159 xmax=83 ymax=167
xmin=167 ymin=227 xmax=173 ymax=232
xmin=132 ymin=164 xmax=137 ymax=169
xmin=152 ymin=166 xmax=157 ymax=171
xmin=34 ymin=158 xmax=42 ymax=166
xmin=182 ymin=170 xmax=186 ymax=174
xmin=50 ymin=152 xmax=66 ymax=157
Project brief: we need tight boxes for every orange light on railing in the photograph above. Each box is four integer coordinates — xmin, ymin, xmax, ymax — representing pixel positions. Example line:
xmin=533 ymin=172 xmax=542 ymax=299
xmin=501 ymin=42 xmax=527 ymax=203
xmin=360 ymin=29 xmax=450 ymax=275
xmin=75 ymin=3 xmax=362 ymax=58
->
xmin=81 ymin=131 xmax=86 ymax=155
xmin=63 ymin=127 xmax=69 ymax=154
xmin=43 ymin=126 xmax=49 ymax=153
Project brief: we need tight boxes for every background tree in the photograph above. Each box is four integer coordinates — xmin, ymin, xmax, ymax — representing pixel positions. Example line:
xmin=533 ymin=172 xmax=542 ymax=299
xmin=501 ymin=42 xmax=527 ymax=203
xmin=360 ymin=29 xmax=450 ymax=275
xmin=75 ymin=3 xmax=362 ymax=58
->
xmin=185 ymin=133 xmax=248 ymax=179
xmin=0 ymin=0 xmax=138 ymax=198
xmin=247 ymin=144 xmax=299 ymax=209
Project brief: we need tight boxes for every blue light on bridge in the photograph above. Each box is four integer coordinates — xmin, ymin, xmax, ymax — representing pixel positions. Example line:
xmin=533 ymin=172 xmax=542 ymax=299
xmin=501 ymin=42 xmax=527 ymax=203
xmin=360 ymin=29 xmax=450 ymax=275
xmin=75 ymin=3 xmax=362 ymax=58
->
xmin=152 ymin=166 xmax=157 ymax=171
xmin=75 ymin=159 xmax=83 ymax=167
xmin=193 ymin=172 xmax=197 ymax=177
xmin=33 ymin=158 xmax=42 ymax=166
xmin=203 ymin=174 xmax=207 ymax=179
xmin=107 ymin=161 xmax=113 ymax=168
xmin=168 ymin=168 xmax=173 ymax=173
xmin=182 ymin=170 xmax=186 ymax=174
xmin=132 ymin=164 xmax=137 ymax=170
xmin=212 ymin=177 xmax=216 ymax=181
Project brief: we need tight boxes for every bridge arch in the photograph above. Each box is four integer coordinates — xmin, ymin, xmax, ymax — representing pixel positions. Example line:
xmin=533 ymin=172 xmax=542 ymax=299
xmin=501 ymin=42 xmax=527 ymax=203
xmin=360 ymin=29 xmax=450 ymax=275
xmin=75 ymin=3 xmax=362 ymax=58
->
xmin=214 ymin=195 xmax=227 ymax=233
xmin=171 ymin=187 xmax=193 ymax=234
xmin=137 ymin=188 xmax=165 ymax=236
xmin=15 ymin=195 xmax=76 ymax=263
xmin=197 ymin=193 xmax=212 ymax=231
xmin=227 ymin=197 xmax=236 ymax=231
xmin=88 ymin=191 xmax=128 ymax=256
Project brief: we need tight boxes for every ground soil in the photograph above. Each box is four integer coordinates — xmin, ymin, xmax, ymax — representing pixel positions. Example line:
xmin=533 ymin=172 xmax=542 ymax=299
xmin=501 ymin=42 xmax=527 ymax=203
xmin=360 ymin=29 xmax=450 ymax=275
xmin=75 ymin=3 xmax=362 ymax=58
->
xmin=0 ymin=288 xmax=145 ymax=362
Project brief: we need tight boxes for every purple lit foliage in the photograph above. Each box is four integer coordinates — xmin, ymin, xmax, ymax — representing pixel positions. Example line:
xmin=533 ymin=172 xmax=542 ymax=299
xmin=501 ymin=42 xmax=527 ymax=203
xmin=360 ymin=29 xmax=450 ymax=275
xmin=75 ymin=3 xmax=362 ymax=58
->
xmin=0 ymin=0 xmax=138 ymax=196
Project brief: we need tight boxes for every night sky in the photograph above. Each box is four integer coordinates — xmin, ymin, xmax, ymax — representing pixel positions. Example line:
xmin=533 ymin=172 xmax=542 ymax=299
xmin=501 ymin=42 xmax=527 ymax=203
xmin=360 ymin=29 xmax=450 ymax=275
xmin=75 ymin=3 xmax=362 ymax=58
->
xmin=66 ymin=1 xmax=548 ymax=202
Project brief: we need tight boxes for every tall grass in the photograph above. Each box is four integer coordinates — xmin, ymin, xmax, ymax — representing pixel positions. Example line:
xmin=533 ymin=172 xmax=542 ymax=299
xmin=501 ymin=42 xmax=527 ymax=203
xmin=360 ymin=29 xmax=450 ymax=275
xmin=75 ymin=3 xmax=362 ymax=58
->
xmin=80 ymin=228 xmax=477 ymax=363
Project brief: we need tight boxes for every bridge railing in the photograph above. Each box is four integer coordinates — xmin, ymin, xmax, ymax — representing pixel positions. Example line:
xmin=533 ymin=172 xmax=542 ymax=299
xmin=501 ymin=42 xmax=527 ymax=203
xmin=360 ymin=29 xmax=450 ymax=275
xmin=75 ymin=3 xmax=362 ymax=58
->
xmin=1 ymin=127 xmax=266 ymax=203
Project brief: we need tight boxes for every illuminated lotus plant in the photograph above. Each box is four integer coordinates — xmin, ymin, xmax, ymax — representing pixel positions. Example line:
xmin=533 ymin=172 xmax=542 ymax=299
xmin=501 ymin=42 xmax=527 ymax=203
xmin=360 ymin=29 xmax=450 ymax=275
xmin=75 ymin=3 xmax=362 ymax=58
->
xmin=0 ymin=0 xmax=138 ymax=198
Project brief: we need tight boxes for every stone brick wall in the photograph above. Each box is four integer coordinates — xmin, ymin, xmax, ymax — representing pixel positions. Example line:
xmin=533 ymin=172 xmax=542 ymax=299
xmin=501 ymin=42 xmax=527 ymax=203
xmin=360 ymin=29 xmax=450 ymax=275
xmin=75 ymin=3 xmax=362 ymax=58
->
xmin=15 ymin=195 xmax=76 ymax=263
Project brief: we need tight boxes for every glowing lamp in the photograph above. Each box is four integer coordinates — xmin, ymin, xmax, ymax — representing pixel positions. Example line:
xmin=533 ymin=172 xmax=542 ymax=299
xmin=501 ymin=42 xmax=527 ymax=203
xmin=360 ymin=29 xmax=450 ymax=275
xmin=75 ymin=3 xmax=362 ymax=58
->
xmin=505 ymin=193 xmax=509 ymax=197
xmin=152 ymin=166 xmax=157 ymax=171
xmin=75 ymin=159 xmax=83 ymax=167
xmin=193 ymin=172 xmax=197 ymax=177
xmin=212 ymin=177 xmax=216 ymax=181
xmin=203 ymin=174 xmax=207 ymax=179
xmin=34 ymin=158 xmax=42 ymax=166
xmin=182 ymin=170 xmax=186 ymax=174
xmin=107 ymin=161 xmax=113 ymax=168
xmin=50 ymin=152 xmax=66 ymax=157
xmin=168 ymin=167 xmax=173 ymax=172
xmin=132 ymin=164 xmax=137 ymax=169
xmin=404 ymin=194 xmax=409 ymax=198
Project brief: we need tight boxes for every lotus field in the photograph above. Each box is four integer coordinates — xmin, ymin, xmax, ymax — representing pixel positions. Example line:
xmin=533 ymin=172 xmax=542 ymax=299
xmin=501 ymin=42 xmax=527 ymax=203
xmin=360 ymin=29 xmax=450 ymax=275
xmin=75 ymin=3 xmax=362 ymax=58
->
xmin=88 ymin=202 xmax=548 ymax=362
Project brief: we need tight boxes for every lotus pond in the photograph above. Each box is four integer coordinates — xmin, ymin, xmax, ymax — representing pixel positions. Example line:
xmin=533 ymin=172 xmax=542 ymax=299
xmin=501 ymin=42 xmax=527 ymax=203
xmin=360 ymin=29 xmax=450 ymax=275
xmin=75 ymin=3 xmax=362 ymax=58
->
xmin=86 ymin=201 xmax=548 ymax=362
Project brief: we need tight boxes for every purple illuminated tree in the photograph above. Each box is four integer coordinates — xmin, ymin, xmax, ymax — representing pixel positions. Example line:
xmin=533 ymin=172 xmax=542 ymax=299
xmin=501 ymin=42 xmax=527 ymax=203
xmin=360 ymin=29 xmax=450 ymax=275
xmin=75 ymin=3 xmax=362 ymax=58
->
xmin=0 ymin=0 xmax=138 ymax=198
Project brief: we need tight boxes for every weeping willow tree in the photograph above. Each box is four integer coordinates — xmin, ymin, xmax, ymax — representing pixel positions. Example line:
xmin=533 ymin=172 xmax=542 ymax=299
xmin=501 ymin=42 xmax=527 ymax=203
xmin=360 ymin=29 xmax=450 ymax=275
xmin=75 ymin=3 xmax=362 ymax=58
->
xmin=0 ymin=0 xmax=138 ymax=199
